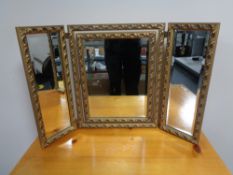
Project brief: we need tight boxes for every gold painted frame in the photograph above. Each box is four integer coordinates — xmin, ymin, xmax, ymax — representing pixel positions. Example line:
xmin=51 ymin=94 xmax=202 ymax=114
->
xmin=16 ymin=25 xmax=77 ymax=148
xmin=160 ymin=23 xmax=220 ymax=144
xmin=68 ymin=23 xmax=165 ymax=128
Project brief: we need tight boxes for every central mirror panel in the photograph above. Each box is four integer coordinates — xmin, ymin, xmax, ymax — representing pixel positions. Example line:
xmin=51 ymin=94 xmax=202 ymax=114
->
xmin=71 ymin=28 xmax=161 ymax=127
xmin=83 ymin=38 xmax=149 ymax=118
xmin=166 ymin=30 xmax=210 ymax=135
xmin=69 ymin=23 xmax=165 ymax=128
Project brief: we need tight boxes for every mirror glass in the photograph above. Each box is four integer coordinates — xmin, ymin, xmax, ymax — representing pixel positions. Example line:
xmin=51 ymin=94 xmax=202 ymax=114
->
xmin=26 ymin=33 xmax=71 ymax=137
xmin=166 ymin=30 xmax=210 ymax=135
xmin=83 ymin=38 xmax=149 ymax=117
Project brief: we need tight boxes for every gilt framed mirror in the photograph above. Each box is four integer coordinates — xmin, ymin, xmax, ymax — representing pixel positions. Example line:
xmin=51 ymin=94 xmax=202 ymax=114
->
xmin=16 ymin=26 xmax=77 ymax=147
xmin=15 ymin=22 xmax=220 ymax=148
xmin=160 ymin=23 xmax=220 ymax=144
xmin=68 ymin=23 xmax=165 ymax=128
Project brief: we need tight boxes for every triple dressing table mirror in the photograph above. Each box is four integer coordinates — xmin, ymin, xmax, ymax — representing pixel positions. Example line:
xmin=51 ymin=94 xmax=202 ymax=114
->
xmin=16 ymin=23 xmax=220 ymax=148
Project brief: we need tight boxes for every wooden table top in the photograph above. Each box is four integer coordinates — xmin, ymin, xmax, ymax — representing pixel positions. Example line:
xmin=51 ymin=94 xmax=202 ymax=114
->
xmin=11 ymin=128 xmax=230 ymax=175
xmin=11 ymin=85 xmax=231 ymax=174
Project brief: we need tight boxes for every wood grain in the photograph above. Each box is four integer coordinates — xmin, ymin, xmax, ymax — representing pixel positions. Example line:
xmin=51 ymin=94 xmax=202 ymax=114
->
xmin=15 ymin=85 xmax=231 ymax=175
xmin=89 ymin=95 xmax=147 ymax=117
xmin=11 ymin=129 xmax=231 ymax=175
xmin=38 ymin=85 xmax=197 ymax=135
xmin=167 ymin=85 xmax=197 ymax=135
xmin=38 ymin=90 xmax=70 ymax=137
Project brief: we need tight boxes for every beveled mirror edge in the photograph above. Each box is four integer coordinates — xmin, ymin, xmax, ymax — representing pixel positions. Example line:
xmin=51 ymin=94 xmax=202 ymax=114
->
xmin=159 ymin=23 xmax=220 ymax=144
xmin=68 ymin=23 xmax=165 ymax=128
xmin=16 ymin=25 xmax=77 ymax=148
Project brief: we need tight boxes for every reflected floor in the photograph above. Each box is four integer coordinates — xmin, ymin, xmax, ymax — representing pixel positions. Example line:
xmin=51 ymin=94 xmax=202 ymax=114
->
xmin=37 ymin=85 xmax=196 ymax=136
xmin=167 ymin=85 xmax=197 ymax=135
xmin=38 ymin=90 xmax=70 ymax=137
xmin=89 ymin=95 xmax=147 ymax=117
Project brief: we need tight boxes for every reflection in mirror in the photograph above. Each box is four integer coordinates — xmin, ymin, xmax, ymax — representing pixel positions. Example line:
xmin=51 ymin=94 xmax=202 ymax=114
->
xmin=166 ymin=30 xmax=210 ymax=135
xmin=83 ymin=38 xmax=149 ymax=117
xmin=50 ymin=33 xmax=65 ymax=91
xmin=26 ymin=33 xmax=71 ymax=137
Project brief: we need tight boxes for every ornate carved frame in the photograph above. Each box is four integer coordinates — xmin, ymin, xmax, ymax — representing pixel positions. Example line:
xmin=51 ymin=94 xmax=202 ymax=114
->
xmin=16 ymin=26 xmax=77 ymax=148
xmin=68 ymin=23 xmax=165 ymax=128
xmin=160 ymin=23 xmax=220 ymax=144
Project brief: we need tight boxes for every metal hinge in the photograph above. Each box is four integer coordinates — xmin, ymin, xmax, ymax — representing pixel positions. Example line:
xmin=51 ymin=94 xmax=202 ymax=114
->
xmin=65 ymin=33 xmax=70 ymax=39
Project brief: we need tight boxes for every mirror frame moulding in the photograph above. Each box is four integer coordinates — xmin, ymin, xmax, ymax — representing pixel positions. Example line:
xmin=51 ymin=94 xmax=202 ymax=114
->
xmin=15 ymin=22 xmax=221 ymax=148
xmin=68 ymin=23 xmax=165 ymax=128
xmin=159 ymin=23 xmax=220 ymax=144
xmin=16 ymin=25 xmax=77 ymax=148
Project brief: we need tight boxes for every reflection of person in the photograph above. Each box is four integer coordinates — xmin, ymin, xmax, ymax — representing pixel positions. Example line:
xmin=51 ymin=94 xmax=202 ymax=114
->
xmin=105 ymin=39 xmax=141 ymax=95
xmin=42 ymin=57 xmax=55 ymax=89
